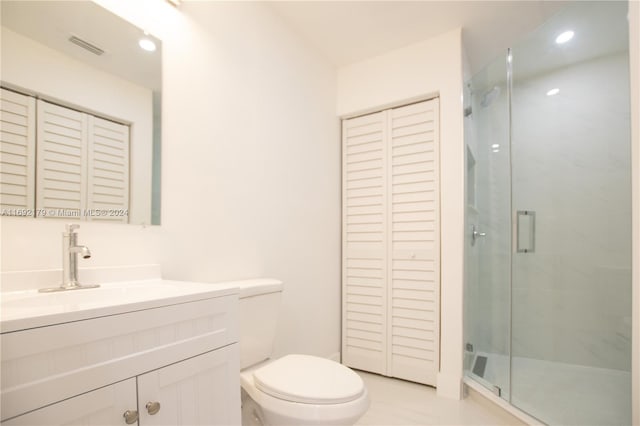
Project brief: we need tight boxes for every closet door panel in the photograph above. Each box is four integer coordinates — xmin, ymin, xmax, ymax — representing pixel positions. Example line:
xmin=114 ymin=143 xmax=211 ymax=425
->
xmin=342 ymin=111 xmax=388 ymax=375
xmin=0 ymin=89 xmax=36 ymax=212
xmin=36 ymin=100 xmax=87 ymax=217
xmin=87 ymin=115 xmax=129 ymax=222
xmin=387 ymin=99 xmax=440 ymax=386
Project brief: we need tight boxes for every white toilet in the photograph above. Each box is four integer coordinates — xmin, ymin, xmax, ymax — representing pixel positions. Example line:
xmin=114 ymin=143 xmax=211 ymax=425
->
xmin=236 ymin=279 xmax=370 ymax=426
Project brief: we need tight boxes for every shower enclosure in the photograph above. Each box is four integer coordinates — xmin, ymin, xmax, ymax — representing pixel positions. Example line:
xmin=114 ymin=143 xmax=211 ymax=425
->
xmin=463 ymin=2 xmax=632 ymax=424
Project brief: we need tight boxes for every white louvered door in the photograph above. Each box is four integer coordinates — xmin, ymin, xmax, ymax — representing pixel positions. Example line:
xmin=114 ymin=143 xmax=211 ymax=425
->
xmin=87 ymin=116 xmax=129 ymax=222
xmin=36 ymin=100 xmax=88 ymax=217
xmin=0 ymin=89 xmax=36 ymax=212
xmin=4 ymin=96 xmax=132 ymax=222
xmin=342 ymin=111 xmax=388 ymax=375
xmin=342 ymin=98 xmax=439 ymax=386
xmin=387 ymin=99 xmax=439 ymax=385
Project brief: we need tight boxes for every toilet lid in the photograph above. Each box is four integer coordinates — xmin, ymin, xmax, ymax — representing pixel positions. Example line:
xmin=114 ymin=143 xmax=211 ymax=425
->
xmin=252 ymin=354 xmax=364 ymax=404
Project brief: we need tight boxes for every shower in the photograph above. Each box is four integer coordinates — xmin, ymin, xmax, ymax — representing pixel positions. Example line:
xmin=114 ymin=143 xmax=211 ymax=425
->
xmin=479 ymin=86 xmax=500 ymax=108
xmin=463 ymin=2 xmax=632 ymax=425
xmin=463 ymin=85 xmax=500 ymax=118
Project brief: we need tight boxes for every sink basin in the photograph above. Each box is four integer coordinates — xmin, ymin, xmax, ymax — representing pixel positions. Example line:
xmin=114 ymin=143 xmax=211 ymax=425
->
xmin=1 ymin=279 xmax=240 ymax=333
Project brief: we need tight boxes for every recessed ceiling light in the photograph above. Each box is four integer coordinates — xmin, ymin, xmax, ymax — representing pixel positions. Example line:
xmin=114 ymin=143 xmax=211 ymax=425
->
xmin=546 ymin=88 xmax=560 ymax=96
xmin=139 ymin=38 xmax=156 ymax=52
xmin=555 ymin=30 xmax=574 ymax=44
xmin=491 ymin=144 xmax=500 ymax=149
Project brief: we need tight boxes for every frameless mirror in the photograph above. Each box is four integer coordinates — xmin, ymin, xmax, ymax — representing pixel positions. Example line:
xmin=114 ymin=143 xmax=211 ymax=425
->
xmin=0 ymin=1 xmax=161 ymax=225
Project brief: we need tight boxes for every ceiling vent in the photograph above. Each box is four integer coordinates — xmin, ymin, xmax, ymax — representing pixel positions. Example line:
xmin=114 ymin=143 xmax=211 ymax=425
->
xmin=68 ymin=35 xmax=104 ymax=56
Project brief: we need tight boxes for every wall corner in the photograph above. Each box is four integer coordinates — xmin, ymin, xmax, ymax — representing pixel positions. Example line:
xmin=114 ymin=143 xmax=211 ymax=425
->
xmin=436 ymin=372 xmax=463 ymax=399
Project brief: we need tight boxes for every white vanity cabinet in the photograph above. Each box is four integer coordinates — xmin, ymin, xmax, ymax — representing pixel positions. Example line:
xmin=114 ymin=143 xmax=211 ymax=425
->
xmin=136 ymin=346 xmax=239 ymax=426
xmin=1 ymin=289 xmax=241 ymax=425
xmin=3 ymin=379 xmax=138 ymax=425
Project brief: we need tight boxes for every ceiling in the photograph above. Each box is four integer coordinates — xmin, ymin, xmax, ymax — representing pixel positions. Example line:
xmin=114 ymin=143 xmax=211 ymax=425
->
xmin=1 ymin=1 xmax=161 ymax=92
xmin=268 ymin=1 xmax=569 ymax=73
xmin=2 ymin=1 xmax=618 ymax=89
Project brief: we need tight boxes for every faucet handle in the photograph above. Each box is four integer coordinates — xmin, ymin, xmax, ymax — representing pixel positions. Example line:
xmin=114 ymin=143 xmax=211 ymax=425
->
xmin=66 ymin=224 xmax=80 ymax=234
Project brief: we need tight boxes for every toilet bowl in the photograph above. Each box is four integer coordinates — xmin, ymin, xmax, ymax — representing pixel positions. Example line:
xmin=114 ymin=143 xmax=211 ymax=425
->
xmin=236 ymin=279 xmax=369 ymax=426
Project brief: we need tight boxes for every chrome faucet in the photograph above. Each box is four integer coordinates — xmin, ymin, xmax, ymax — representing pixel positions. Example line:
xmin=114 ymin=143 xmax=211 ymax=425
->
xmin=39 ymin=224 xmax=99 ymax=292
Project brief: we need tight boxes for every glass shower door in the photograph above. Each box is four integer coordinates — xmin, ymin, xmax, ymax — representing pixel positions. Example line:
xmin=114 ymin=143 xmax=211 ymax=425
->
xmin=509 ymin=2 xmax=632 ymax=424
xmin=463 ymin=52 xmax=511 ymax=400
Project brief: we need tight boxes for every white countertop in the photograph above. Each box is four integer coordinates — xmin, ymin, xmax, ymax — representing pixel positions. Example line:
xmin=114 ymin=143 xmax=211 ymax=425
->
xmin=0 ymin=279 xmax=240 ymax=333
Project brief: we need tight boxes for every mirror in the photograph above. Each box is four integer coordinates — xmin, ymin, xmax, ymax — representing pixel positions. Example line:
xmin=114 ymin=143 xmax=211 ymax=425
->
xmin=0 ymin=1 xmax=161 ymax=225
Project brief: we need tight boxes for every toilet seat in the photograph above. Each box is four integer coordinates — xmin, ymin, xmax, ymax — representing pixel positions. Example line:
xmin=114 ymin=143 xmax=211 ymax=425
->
xmin=252 ymin=354 xmax=364 ymax=404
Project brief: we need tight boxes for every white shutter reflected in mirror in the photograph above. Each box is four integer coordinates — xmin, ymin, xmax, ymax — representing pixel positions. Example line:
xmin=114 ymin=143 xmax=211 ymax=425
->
xmin=87 ymin=116 xmax=129 ymax=223
xmin=0 ymin=88 xmax=36 ymax=212
xmin=36 ymin=99 xmax=87 ymax=217
xmin=342 ymin=98 xmax=440 ymax=386
xmin=1 ymin=92 xmax=130 ymax=222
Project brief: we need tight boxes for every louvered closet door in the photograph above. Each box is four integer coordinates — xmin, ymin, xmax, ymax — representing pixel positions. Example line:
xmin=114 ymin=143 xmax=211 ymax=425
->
xmin=0 ymin=89 xmax=36 ymax=212
xmin=388 ymin=99 xmax=439 ymax=385
xmin=36 ymin=100 xmax=87 ymax=217
xmin=87 ymin=116 xmax=129 ymax=222
xmin=342 ymin=111 xmax=388 ymax=375
xmin=342 ymin=98 xmax=440 ymax=386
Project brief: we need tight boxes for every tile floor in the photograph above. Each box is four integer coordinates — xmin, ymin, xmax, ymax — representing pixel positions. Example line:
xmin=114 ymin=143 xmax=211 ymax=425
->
xmin=354 ymin=371 xmax=523 ymax=426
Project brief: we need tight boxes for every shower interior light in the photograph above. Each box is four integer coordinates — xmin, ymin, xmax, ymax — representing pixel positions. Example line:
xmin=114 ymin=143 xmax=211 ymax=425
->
xmin=139 ymin=38 xmax=156 ymax=52
xmin=546 ymin=88 xmax=560 ymax=96
xmin=555 ymin=30 xmax=574 ymax=44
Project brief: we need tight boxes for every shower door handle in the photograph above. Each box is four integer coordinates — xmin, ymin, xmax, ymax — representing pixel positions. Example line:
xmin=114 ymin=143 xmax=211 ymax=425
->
xmin=471 ymin=225 xmax=486 ymax=246
xmin=516 ymin=210 xmax=535 ymax=253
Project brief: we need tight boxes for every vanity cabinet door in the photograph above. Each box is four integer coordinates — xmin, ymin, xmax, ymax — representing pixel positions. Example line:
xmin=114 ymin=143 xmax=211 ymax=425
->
xmin=3 ymin=378 xmax=137 ymax=426
xmin=137 ymin=344 xmax=240 ymax=426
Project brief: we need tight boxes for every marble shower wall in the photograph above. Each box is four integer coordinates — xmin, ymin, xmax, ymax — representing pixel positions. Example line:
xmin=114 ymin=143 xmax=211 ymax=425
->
xmin=469 ymin=51 xmax=631 ymax=371
xmin=510 ymin=52 xmax=632 ymax=371
xmin=467 ymin=50 xmax=631 ymax=372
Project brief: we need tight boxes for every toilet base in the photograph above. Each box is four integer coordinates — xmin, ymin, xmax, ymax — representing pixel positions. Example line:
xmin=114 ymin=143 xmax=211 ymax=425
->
xmin=241 ymin=388 xmax=266 ymax=426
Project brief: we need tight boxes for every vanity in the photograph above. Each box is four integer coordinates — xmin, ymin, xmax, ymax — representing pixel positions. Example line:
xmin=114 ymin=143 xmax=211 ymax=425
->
xmin=0 ymin=276 xmax=242 ymax=425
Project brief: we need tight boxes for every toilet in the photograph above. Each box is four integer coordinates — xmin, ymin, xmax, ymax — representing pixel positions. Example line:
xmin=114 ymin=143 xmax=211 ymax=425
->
xmin=236 ymin=279 xmax=370 ymax=426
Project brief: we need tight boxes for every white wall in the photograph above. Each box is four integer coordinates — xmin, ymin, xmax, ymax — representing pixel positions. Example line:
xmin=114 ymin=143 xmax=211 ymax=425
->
xmin=0 ymin=27 xmax=153 ymax=224
xmin=90 ymin=0 xmax=341 ymax=360
xmin=0 ymin=217 xmax=163 ymax=273
xmin=2 ymin=0 xmax=341 ymax=361
xmin=337 ymin=29 xmax=465 ymax=398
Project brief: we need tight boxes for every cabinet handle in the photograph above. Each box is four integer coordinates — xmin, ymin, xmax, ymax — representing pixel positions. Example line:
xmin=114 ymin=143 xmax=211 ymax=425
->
xmin=123 ymin=410 xmax=139 ymax=424
xmin=146 ymin=401 xmax=161 ymax=415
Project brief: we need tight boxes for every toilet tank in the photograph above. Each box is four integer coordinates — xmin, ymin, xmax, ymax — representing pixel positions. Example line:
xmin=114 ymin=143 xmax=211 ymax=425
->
xmin=235 ymin=278 xmax=283 ymax=369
